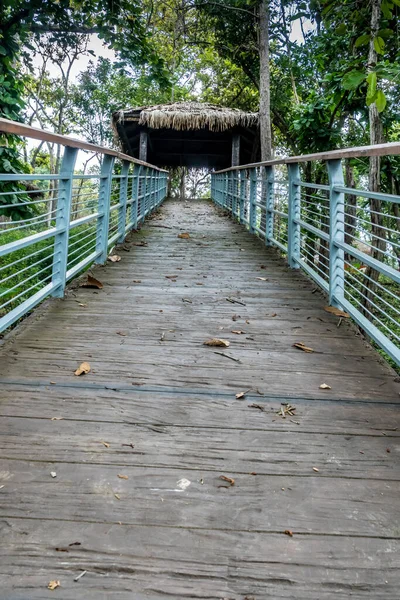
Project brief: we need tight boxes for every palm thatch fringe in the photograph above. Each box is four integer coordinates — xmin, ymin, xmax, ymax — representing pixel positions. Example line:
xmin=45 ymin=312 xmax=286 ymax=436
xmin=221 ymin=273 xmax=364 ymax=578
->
xmin=113 ymin=102 xmax=258 ymax=132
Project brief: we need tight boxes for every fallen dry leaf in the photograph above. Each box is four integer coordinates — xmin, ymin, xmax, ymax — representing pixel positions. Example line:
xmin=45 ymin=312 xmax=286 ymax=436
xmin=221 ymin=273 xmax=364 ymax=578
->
xmin=293 ymin=342 xmax=314 ymax=353
xmin=256 ymin=277 xmax=268 ymax=281
xmin=108 ymin=254 xmax=121 ymax=262
xmin=50 ymin=417 xmax=63 ymax=421
xmin=114 ymin=493 xmax=121 ymax=500
xmin=133 ymin=241 xmax=147 ymax=246
xmin=313 ymin=467 xmax=319 ymax=473
xmin=232 ymin=314 xmax=239 ymax=321
xmin=324 ymin=306 xmax=350 ymax=318
xmin=118 ymin=474 xmax=128 ymax=480
xmin=165 ymin=275 xmax=178 ymax=279
xmin=80 ymin=275 xmax=103 ymax=289
xmin=116 ymin=331 xmax=127 ymax=336
xmin=319 ymin=383 xmax=331 ymax=390
xmin=203 ymin=338 xmax=230 ymax=347
xmin=101 ymin=441 xmax=110 ymax=448
xmin=132 ymin=280 xmax=142 ymax=283
xmin=178 ymin=232 xmax=190 ymax=239
xmin=284 ymin=530 xmax=293 ymax=537
xmin=271 ymin=313 xmax=277 ymax=317
xmin=236 ymin=389 xmax=251 ymax=399
xmin=220 ymin=475 xmax=235 ymax=486
xmin=48 ymin=580 xmax=60 ymax=590
xmin=231 ymin=330 xmax=246 ymax=334
xmin=50 ymin=471 xmax=57 ymax=478
xmin=74 ymin=361 xmax=91 ymax=376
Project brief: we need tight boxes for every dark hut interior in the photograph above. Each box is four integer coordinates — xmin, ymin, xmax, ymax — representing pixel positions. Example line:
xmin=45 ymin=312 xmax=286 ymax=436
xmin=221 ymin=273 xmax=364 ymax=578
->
xmin=112 ymin=102 xmax=260 ymax=169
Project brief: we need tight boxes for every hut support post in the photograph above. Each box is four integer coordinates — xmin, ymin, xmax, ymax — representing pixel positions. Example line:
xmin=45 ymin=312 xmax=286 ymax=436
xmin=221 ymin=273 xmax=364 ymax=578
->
xmin=231 ymin=133 xmax=240 ymax=167
xmin=139 ymin=130 xmax=148 ymax=162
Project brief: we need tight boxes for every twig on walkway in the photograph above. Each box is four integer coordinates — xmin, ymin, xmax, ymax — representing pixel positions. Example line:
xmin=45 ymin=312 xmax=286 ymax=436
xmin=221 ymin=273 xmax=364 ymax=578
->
xmin=214 ymin=351 xmax=241 ymax=363
xmin=226 ymin=297 xmax=246 ymax=306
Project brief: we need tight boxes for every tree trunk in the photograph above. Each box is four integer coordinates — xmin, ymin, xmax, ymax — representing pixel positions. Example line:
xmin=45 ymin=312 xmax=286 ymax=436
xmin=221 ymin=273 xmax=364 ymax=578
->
xmin=259 ymin=0 xmax=272 ymax=162
xmin=344 ymin=159 xmax=357 ymax=261
xmin=179 ymin=168 xmax=186 ymax=200
xmin=362 ymin=0 xmax=386 ymax=314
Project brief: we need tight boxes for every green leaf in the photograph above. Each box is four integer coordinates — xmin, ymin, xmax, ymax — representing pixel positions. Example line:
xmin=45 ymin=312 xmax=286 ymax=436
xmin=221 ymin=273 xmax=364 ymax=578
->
xmin=373 ymin=36 xmax=385 ymax=54
xmin=381 ymin=1 xmax=393 ymax=18
xmin=375 ymin=89 xmax=387 ymax=112
xmin=355 ymin=34 xmax=370 ymax=47
xmin=0 ymin=46 xmax=7 ymax=56
xmin=378 ymin=29 xmax=393 ymax=39
xmin=342 ymin=70 xmax=365 ymax=90
xmin=392 ymin=0 xmax=400 ymax=6
xmin=335 ymin=24 xmax=347 ymax=35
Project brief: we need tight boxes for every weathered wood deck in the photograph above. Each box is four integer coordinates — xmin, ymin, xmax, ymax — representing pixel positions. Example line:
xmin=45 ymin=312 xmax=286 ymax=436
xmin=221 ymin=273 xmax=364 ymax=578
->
xmin=0 ymin=199 xmax=399 ymax=599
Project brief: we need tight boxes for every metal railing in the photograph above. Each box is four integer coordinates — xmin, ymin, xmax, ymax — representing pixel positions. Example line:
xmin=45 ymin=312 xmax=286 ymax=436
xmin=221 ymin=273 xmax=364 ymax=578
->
xmin=0 ymin=119 xmax=169 ymax=332
xmin=211 ymin=145 xmax=400 ymax=367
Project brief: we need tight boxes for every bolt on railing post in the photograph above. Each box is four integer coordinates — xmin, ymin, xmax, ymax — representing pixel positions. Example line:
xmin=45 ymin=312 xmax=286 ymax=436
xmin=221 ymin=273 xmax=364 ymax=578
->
xmin=327 ymin=158 xmax=345 ymax=307
xmin=264 ymin=165 xmax=274 ymax=245
xmin=249 ymin=168 xmax=257 ymax=233
xmin=239 ymin=170 xmax=246 ymax=224
xmin=118 ymin=160 xmax=130 ymax=243
xmin=51 ymin=146 xmax=78 ymax=297
xmin=287 ymin=162 xmax=301 ymax=267
xmin=95 ymin=154 xmax=115 ymax=264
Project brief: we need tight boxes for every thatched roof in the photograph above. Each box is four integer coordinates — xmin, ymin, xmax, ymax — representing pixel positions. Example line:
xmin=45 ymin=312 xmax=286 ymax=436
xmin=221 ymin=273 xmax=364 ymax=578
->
xmin=113 ymin=102 xmax=258 ymax=133
xmin=112 ymin=101 xmax=260 ymax=168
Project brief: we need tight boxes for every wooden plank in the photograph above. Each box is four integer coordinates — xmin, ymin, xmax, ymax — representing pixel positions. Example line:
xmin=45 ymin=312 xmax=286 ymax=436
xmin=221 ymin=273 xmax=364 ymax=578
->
xmin=2 ymin=385 xmax=399 ymax=434
xmin=0 ymin=415 xmax=398 ymax=480
xmin=1 ymin=518 xmax=399 ymax=599
xmin=1 ymin=459 xmax=399 ymax=538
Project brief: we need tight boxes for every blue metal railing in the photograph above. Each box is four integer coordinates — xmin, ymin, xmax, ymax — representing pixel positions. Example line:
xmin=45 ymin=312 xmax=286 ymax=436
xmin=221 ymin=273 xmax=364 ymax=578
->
xmin=0 ymin=118 xmax=168 ymax=332
xmin=211 ymin=146 xmax=400 ymax=367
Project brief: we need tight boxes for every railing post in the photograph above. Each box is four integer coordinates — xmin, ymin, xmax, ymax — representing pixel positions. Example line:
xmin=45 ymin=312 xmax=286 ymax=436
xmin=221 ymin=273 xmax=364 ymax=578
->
xmin=118 ymin=160 xmax=130 ymax=243
xmin=249 ymin=168 xmax=257 ymax=233
xmin=327 ymin=159 xmax=345 ymax=307
xmin=51 ymin=146 xmax=78 ymax=297
xmin=265 ymin=165 xmax=274 ymax=245
xmin=222 ymin=173 xmax=227 ymax=208
xmin=287 ymin=162 xmax=301 ymax=267
xmin=232 ymin=171 xmax=238 ymax=218
xmin=150 ymin=170 xmax=155 ymax=211
xmin=133 ymin=165 xmax=142 ymax=228
xmin=144 ymin=167 xmax=149 ymax=219
xmin=95 ymin=154 xmax=115 ymax=264
xmin=239 ymin=170 xmax=246 ymax=224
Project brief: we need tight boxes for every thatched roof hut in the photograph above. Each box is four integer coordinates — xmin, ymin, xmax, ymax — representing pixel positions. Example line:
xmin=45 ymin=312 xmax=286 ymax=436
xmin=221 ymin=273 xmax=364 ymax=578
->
xmin=112 ymin=102 xmax=260 ymax=169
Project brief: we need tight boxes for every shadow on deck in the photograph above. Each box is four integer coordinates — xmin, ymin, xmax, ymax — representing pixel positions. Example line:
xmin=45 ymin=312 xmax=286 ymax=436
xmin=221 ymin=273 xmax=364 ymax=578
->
xmin=0 ymin=199 xmax=399 ymax=598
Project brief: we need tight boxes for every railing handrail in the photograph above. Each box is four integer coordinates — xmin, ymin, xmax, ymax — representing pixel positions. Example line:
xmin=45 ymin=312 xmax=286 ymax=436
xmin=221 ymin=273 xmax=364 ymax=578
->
xmin=215 ymin=141 xmax=400 ymax=173
xmin=0 ymin=118 xmax=168 ymax=173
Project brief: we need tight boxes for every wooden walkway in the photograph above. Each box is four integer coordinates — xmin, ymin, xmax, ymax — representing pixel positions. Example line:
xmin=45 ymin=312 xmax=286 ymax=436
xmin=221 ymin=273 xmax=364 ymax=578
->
xmin=0 ymin=198 xmax=399 ymax=599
